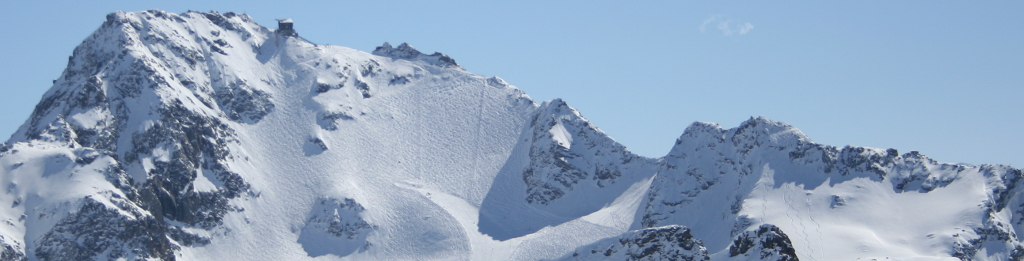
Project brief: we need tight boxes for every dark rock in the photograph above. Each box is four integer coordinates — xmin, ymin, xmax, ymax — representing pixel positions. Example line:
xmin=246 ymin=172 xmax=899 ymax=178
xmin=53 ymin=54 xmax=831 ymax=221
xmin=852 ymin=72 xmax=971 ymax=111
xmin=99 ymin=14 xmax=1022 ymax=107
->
xmin=372 ymin=42 xmax=460 ymax=68
xmin=213 ymin=81 xmax=275 ymax=123
xmin=34 ymin=196 xmax=176 ymax=261
xmin=298 ymin=198 xmax=374 ymax=257
xmin=0 ymin=236 xmax=26 ymax=261
xmin=728 ymin=224 xmax=799 ymax=261
xmin=562 ymin=225 xmax=709 ymax=261
xmin=317 ymin=111 xmax=356 ymax=131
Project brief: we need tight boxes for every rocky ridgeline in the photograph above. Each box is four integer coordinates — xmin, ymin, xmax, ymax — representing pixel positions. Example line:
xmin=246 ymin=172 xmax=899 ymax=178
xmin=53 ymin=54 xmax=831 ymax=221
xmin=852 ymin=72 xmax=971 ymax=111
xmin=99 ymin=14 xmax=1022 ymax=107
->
xmin=1 ymin=9 xmax=1023 ymax=261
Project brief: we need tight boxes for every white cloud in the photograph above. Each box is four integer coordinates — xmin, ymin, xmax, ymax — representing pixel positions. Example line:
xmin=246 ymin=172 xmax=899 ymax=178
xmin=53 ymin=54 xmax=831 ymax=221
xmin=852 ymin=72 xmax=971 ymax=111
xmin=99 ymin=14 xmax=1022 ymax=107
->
xmin=738 ymin=22 xmax=754 ymax=35
xmin=699 ymin=15 xmax=754 ymax=36
xmin=717 ymin=19 xmax=735 ymax=35
xmin=700 ymin=16 xmax=718 ymax=33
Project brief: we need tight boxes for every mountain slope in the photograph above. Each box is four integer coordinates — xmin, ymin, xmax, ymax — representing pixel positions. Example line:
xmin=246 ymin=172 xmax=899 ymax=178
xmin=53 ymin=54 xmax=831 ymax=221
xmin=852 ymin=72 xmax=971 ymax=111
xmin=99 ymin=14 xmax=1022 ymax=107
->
xmin=1 ymin=9 xmax=534 ymax=260
xmin=1 ymin=9 xmax=1022 ymax=261
xmin=639 ymin=117 xmax=1024 ymax=260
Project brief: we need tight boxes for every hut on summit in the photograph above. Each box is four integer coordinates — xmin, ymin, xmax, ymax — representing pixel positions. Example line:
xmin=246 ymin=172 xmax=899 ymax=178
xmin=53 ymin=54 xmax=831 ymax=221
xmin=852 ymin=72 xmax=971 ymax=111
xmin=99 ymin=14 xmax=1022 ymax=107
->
xmin=277 ymin=19 xmax=295 ymax=36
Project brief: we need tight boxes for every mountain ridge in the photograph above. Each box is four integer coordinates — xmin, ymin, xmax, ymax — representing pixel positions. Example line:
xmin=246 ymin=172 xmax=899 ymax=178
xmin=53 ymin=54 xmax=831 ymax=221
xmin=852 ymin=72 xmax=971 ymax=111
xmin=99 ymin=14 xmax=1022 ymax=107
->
xmin=0 ymin=9 xmax=1020 ymax=261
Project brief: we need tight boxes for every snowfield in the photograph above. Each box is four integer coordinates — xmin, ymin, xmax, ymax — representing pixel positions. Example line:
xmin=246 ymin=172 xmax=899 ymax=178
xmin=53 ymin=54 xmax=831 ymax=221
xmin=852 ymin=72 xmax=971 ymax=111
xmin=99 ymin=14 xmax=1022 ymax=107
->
xmin=0 ymin=9 xmax=1021 ymax=261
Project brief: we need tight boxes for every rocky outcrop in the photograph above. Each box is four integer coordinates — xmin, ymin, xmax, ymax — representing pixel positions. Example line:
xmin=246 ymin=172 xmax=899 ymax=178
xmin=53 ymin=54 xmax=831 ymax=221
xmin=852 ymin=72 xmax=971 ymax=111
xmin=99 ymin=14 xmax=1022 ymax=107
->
xmin=728 ymin=224 xmax=798 ymax=261
xmin=372 ymin=42 xmax=460 ymax=68
xmin=297 ymin=198 xmax=374 ymax=257
xmin=560 ymin=225 xmax=709 ymax=261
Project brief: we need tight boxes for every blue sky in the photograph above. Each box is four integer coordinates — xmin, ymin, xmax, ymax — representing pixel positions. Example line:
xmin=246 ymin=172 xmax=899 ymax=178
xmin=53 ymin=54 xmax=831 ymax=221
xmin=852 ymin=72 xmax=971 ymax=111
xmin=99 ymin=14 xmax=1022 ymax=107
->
xmin=1 ymin=1 xmax=1021 ymax=167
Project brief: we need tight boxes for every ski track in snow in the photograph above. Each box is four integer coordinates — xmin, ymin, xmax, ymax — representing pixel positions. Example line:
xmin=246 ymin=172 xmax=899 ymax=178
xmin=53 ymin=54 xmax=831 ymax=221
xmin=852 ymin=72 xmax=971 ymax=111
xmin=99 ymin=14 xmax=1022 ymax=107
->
xmin=758 ymin=165 xmax=770 ymax=227
xmin=789 ymin=185 xmax=815 ymax=261
xmin=805 ymin=194 xmax=825 ymax=261
xmin=781 ymin=184 xmax=805 ymax=260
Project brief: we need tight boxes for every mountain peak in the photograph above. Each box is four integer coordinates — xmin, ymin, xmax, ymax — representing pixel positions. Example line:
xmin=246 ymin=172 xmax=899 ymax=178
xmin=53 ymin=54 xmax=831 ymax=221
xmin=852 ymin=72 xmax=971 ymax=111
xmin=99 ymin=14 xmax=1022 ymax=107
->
xmin=674 ymin=116 xmax=810 ymax=151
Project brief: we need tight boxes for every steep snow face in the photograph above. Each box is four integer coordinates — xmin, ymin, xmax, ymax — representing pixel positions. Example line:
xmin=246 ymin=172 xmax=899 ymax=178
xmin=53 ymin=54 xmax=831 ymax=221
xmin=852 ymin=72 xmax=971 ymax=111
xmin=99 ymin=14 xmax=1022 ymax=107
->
xmin=478 ymin=99 xmax=659 ymax=240
xmin=640 ymin=117 xmax=1024 ymax=261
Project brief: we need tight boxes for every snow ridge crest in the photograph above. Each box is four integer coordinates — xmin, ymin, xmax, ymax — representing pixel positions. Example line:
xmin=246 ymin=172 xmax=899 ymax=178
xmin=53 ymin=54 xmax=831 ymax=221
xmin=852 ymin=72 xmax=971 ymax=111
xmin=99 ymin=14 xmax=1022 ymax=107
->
xmin=373 ymin=42 xmax=461 ymax=68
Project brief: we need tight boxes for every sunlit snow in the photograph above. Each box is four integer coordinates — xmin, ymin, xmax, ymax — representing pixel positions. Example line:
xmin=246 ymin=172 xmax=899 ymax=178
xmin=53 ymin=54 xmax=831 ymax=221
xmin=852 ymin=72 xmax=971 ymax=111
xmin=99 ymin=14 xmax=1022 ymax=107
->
xmin=0 ymin=9 xmax=1020 ymax=261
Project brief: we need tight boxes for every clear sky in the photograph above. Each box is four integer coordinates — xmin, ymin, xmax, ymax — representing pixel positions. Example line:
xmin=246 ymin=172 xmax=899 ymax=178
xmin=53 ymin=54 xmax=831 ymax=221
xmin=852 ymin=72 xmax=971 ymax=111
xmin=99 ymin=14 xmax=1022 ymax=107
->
xmin=1 ymin=1 xmax=1021 ymax=168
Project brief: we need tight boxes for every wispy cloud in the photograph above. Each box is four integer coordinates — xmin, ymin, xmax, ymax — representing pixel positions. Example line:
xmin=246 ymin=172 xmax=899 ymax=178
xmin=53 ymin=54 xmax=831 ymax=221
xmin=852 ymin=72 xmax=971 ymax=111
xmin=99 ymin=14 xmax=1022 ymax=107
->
xmin=700 ymin=15 xmax=754 ymax=36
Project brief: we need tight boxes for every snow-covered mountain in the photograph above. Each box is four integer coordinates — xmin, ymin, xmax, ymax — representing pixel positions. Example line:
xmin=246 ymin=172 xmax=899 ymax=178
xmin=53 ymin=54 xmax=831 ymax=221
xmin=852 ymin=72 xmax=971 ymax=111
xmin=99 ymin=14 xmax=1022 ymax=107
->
xmin=0 ymin=9 xmax=1021 ymax=261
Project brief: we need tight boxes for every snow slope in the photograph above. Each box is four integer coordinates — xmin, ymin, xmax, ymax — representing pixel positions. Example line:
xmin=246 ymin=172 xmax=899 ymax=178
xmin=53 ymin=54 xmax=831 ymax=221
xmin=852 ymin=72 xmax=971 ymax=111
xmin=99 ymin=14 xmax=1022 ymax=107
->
xmin=0 ymin=9 xmax=1022 ymax=261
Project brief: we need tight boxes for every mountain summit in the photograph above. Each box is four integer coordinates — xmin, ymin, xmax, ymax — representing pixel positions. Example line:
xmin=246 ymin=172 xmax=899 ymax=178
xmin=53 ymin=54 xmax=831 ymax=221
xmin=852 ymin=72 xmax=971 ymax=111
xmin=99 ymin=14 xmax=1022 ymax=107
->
xmin=1 ymin=10 xmax=1022 ymax=261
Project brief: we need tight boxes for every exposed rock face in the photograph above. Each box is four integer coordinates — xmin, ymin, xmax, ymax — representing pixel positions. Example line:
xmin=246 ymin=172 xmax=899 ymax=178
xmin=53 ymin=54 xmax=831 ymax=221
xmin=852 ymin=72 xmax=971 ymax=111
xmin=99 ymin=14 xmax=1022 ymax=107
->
xmin=561 ymin=225 xmax=710 ymax=261
xmin=35 ymin=197 xmax=178 ymax=261
xmin=519 ymin=99 xmax=646 ymax=205
xmin=728 ymin=224 xmax=798 ymax=261
xmin=213 ymin=81 xmax=274 ymax=124
xmin=478 ymin=99 xmax=659 ymax=240
xmin=372 ymin=42 xmax=460 ymax=68
xmin=0 ymin=235 xmax=26 ymax=261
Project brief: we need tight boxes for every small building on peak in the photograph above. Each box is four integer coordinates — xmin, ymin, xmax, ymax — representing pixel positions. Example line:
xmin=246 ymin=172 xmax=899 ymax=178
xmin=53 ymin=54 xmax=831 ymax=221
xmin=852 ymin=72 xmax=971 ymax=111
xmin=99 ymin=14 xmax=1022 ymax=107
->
xmin=277 ymin=19 xmax=295 ymax=36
